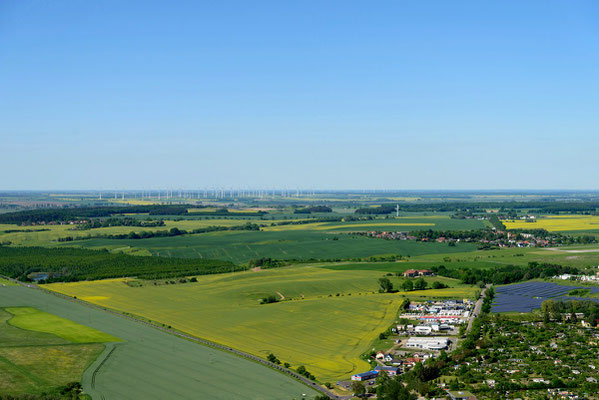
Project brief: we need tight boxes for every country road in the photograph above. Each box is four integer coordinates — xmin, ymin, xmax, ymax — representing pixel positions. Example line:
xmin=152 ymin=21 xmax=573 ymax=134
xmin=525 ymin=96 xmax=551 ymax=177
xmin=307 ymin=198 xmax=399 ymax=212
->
xmin=467 ymin=284 xmax=490 ymax=332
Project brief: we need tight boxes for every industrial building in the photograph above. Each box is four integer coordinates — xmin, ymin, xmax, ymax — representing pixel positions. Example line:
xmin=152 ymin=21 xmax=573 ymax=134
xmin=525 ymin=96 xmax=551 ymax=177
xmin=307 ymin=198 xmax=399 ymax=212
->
xmin=404 ymin=337 xmax=449 ymax=350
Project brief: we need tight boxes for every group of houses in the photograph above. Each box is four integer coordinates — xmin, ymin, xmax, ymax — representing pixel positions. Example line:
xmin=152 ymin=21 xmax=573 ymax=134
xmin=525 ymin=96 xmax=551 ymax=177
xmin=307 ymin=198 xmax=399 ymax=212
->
xmin=360 ymin=228 xmax=563 ymax=248
xmin=402 ymin=269 xmax=434 ymax=278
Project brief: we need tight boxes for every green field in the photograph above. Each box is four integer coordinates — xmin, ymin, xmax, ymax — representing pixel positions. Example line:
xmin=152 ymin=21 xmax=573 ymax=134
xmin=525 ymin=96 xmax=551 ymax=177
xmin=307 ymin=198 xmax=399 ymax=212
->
xmin=47 ymin=265 xmax=476 ymax=382
xmin=6 ymin=307 xmax=120 ymax=343
xmin=67 ymin=229 xmax=477 ymax=263
xmin=0 ymin=214 xmax=485 ymax=262
xmin=0 ymin=306 xmax=115 ymax=396
xmin=318 ymin=245 xmax=599 ymax=273
xmin=263 ymin=215 xmax=488 ymax=232
xmin=0 ymin=285 xmax=320 ymax=399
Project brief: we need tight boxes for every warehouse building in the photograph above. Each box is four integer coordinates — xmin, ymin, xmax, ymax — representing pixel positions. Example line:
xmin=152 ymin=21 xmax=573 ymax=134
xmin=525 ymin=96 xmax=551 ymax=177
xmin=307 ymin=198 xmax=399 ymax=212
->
xmin=404 ymin=337 xmax=449 ymax=350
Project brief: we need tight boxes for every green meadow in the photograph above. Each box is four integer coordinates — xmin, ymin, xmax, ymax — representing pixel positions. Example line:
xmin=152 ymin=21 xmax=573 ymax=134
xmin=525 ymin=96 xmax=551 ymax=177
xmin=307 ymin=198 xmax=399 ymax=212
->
xmin=0 ymin=214 xmax=485 ymax=262
xmin=0 ymin=285 xmax=320 ymax=399
xmin=67 ymin=229 xmax=477 ymax=263
xmin=0 ymin=306 xmax=115 ymax=396
xmin=6 ymin=307 xmax=119 ymax=343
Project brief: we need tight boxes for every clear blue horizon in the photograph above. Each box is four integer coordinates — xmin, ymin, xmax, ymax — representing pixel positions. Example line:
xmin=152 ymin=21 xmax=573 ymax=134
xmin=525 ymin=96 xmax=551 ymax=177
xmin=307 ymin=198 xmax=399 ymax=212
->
xmin=1 ymin=1 xmax=598 ymax=190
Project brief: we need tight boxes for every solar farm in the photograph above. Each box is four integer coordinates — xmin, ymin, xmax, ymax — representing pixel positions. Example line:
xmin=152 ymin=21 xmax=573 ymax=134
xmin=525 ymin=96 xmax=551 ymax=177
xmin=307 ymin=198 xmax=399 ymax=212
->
xmin=493 ymin=281 xmax=599 ymax=313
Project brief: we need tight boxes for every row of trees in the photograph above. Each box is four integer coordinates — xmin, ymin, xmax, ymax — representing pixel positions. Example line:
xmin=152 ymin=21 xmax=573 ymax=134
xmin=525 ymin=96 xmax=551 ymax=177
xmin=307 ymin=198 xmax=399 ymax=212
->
xmin=357 ymin=200 xmax=599 ymax=214
xmin=74 ymin=217 xmax=165 ymax=230
xmin=378 ymin=277 xmax=448 ymax=293
xmin=0 ymin=204 xmax=268 ymax=225
xmin=293 ymin=205 xmax=332 ymax=214
xmin=432 ymin=262 xmax=580 ymax=285
xmin=58 ymin=223 xmax=260 ymax=242
xmin=0 ymin=204 xmax=194 ymax=224
xmin=0 ymin=246 xmax=238 ymax=282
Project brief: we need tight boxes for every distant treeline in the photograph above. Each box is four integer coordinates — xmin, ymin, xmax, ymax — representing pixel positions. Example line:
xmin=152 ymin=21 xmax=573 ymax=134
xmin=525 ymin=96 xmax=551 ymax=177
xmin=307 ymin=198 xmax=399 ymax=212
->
xmin=0 ymin=205 xmax=267 ymax=225
xmin=356 ymin=201 xmax=599 ymax=214
xmin=0 ymin=246 xmax=239 ymax=282
xmin=248 ymin=257 xmax=284 ymax=269
xmin=433 ymin=262 xmax=579 ymax=285
xmin=190 ymin=208 xmax=266 ymax=217
xmin=293 ymin=205 xmax=332 ymax=214
xmin=355 ymin=205 xmax=396 ymax=215
xmin=1 ymin=228 xmax=51 ymax=234
xmin=58 ymin=223 xmax=261 ymax=242
xmin=270 ymin=216 xmax=364 ymax=226
xmin=75 ymin=217 xmax=165 ymax=230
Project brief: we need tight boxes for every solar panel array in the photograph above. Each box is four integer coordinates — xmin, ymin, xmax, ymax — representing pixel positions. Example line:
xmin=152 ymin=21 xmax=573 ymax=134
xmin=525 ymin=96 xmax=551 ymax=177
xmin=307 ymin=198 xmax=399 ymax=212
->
xmin=492 ymin=282 xmax=599 ymax=313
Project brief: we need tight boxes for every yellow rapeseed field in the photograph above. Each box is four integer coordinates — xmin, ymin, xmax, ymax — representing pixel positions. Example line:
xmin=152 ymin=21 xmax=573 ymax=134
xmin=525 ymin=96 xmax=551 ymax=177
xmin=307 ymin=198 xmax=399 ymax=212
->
xmin=48 ymin=268 xmax=410 ymax=381
xmin=503 ymin=215 xmax=599 ymax=232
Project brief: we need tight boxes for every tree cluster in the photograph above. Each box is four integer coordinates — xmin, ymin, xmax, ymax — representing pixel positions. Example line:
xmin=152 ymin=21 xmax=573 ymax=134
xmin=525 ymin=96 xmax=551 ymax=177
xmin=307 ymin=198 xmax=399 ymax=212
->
xmin=0 ymin=245 xmax=238 ymax=282
xmin=74 ymin=217 xmax=165 ymax=230
xmin=293 ymin=205 xmax=332 ymax=214
xmin=433 ymin=262 xmax=579 ymax=285
xmin=296 ymin=365 xmax=316 ymax=380
xmin=58 ymin=223 xmax=260 ymax=242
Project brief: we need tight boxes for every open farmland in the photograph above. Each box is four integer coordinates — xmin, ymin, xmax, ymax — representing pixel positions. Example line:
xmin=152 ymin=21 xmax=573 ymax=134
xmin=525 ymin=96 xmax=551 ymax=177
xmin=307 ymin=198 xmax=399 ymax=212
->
xmin=263 ymin=215 xmax=488 ymax=232
xmin=0 ymin=306 xmax=116 ymax=396
xmin=0 ymin=285 xmax=320 ymax=399
xmin=0 ymin=219 xmax=255 ymax=248
xmin=69 ymin=229 xmax=477 ymax=263
xmin=503 ymin=215 xmax=599 ymax=234
xmin=47 ymin=265 xmax=477 ymax=382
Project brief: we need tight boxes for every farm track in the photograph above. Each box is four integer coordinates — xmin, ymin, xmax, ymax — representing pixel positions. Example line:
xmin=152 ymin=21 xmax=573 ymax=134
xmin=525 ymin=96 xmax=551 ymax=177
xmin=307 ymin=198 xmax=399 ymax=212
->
xmin=7 ymin=278 xmax=347 ymax=400
xmin=89 ymin=343 xmax=118 ymax=399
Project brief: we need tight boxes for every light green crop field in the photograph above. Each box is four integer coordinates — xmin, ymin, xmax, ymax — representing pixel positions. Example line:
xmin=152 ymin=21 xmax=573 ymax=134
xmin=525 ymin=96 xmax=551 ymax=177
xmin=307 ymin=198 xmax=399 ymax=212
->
xmin=47 ymin=265 xmax=476 ymax=381
xmin=264 ymin=215 xmax=488 ymax=232
xmin=0 ymin=286 xmax=320 ymax=399
xmin=319 ymin=245 xmax=599 ymax=273
xmin=0 ymin=306 xmax=112 ymax=396
xmin=0 ymin=215 xmax=485 ymax=262
xmin=66 ymin=229 xmax=477 ymax=262
xmin=0 ymin=219 xmax=255 ymax=247
xmin=6 ymin=306 xmax=120 ymax=343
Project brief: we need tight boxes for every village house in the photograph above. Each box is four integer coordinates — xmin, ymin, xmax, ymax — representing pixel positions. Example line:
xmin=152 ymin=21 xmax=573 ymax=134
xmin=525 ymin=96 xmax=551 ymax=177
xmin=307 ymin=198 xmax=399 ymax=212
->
xmin=403 ymin=269 xmax=434 ymax=278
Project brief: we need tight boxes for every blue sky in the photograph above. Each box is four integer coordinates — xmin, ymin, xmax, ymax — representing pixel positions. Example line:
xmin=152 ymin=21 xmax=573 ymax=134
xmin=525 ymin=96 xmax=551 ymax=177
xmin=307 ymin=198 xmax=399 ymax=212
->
xmin=1 ymin=0 xmax=598 ymax=190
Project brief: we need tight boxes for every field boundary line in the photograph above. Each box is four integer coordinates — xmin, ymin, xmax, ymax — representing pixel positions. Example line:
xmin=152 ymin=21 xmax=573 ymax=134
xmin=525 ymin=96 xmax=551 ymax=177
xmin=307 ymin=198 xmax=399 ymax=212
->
xmin=10 ymin=278 xmax=346 ymax=400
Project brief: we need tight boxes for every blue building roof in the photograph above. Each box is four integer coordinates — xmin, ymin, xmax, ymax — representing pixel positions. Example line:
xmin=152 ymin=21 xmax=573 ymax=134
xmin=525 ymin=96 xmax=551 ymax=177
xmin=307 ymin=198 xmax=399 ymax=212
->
xmin=352 ymin=370 xmax=379 ymax=378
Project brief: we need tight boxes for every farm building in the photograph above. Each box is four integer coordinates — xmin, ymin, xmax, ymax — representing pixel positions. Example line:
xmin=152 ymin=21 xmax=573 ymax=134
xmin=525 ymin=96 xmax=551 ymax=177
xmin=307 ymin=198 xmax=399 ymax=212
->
xmin=405 ymin=337 xmax=449 ymax=350
xmin=402 ymin=269 xmax=434 ymax=278
xmin=351 ymin=370 xmax=378 ymax=381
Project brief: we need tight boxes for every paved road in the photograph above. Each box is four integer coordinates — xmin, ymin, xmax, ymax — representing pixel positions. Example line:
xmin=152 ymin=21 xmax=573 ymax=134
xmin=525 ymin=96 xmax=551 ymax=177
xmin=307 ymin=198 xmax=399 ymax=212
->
xmin=3 ymin=276 xmax=348 ymax=400
xmin=467 ymin=284 xmax=491 ymax=332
